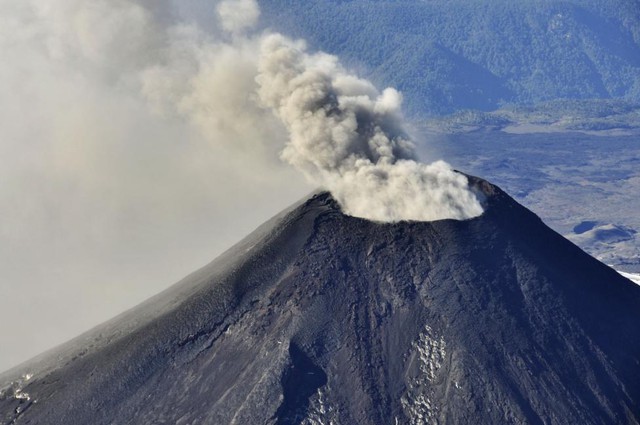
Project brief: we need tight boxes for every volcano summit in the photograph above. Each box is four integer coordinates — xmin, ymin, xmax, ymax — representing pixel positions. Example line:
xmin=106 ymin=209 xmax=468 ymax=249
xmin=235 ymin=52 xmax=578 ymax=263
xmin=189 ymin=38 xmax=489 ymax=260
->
xmin=1 ymin=177 xmax=639 ymax=424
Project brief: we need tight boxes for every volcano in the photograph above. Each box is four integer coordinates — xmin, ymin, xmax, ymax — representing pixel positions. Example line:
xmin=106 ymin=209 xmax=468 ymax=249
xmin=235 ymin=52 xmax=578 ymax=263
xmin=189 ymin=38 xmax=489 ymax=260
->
xmin=1 ymin=177 xmax=639 ymax=424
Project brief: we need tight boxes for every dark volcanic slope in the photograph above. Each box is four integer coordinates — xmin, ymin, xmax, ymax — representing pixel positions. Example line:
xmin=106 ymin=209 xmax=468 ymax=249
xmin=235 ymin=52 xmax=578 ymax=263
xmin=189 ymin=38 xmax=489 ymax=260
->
xmin=2 ymin=178 xmax=640 ymax=424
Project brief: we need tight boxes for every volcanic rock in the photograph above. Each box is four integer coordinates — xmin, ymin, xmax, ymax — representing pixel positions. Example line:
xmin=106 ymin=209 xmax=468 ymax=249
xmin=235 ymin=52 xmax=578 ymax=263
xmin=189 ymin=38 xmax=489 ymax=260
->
xmin=1 ymin=177 xmax=639 ymax=424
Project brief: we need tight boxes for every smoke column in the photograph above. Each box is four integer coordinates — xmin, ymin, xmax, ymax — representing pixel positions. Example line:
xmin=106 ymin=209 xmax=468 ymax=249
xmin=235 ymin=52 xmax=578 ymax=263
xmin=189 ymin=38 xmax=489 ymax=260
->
xmin=256 ymin=35 xmax=483 ymax=221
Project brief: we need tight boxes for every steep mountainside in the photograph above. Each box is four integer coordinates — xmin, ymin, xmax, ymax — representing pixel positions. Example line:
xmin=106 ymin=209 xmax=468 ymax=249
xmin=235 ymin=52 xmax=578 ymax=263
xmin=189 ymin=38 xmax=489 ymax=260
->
xmin=257 ymin=0 xmax=640 ymax=115
xmin=1 ymin=177 xmax=640 ymax=424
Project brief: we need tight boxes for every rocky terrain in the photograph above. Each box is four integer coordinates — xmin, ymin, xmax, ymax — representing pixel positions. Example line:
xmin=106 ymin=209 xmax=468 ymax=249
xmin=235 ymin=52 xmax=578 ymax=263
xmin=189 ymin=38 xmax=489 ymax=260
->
xmin=1 ymin=177 xmax=639 ymax=424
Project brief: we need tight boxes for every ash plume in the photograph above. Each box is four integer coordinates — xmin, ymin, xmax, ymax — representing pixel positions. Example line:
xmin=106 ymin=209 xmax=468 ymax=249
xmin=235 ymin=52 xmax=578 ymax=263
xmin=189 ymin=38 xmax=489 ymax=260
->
xmin=216 ymin=0 xmax=260 ymax=34
xmin=256 ymin=35 xmax=484 ymax=221
xmin=0 ymin=0 xmax=481 ymax=370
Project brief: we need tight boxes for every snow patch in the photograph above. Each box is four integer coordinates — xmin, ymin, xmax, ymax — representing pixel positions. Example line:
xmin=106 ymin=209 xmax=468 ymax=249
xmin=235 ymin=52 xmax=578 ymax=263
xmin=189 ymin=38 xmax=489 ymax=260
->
xmin=302 ymin=387 xmax=339 ymax=425
xmin=413 ymin=326 xmax=446 ymax=382
xmin=401 ymin=326 xmax=446 ymax=424
xmin=617 ymin=270 xmax=640 ymax=285
xmin=0 ymin=373 xmax=35 ymax=410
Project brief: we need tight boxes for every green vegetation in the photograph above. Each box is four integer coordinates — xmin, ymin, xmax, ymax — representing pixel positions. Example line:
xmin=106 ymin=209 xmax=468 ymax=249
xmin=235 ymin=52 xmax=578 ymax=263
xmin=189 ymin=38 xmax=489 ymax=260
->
xmin=259 ymin=0 xmax=640 ymax=116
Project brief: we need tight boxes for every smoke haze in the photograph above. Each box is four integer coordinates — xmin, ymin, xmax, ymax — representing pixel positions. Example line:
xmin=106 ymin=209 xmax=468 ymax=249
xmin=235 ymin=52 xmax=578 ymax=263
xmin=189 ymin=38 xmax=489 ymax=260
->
xmin=0 ymin=0 xmax=306 ymax=372
xmin=0 ymin=0 xmax=480 ymax=371
xmin=256 ymin=34 xmax=483 ymax=221
xmin=216 ymin=0 xmax=260 ymax=34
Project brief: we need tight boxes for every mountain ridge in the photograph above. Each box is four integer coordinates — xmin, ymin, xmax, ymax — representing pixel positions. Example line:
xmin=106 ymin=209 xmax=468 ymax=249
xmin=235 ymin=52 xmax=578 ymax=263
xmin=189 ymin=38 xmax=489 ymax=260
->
xmin=257 ymin=0 xmax=640 ymax=115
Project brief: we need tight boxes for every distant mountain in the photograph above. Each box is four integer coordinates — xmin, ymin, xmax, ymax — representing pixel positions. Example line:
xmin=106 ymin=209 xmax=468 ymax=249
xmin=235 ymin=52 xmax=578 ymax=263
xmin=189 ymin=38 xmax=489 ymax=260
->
xmin=422 ymin=99 xmax=640 ymax=133
xmin=2 ymin=177 xmax=640 ymax=424
xmin=258 ymin=0 xmax=640 ymax=115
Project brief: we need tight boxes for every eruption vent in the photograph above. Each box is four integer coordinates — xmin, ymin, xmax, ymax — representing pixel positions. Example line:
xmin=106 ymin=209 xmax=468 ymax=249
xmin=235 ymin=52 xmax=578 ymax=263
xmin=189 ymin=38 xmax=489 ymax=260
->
xmin=257 ymin=34 xmax=484 ymax=222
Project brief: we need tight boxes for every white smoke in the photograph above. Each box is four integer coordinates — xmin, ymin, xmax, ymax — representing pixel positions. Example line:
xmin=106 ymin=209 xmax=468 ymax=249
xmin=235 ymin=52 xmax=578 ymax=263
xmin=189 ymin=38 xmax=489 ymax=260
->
xmin=216 ymin=0 xmax=260 ymax=34
xmin=256 ymin=35 xmax=484 ymax=221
